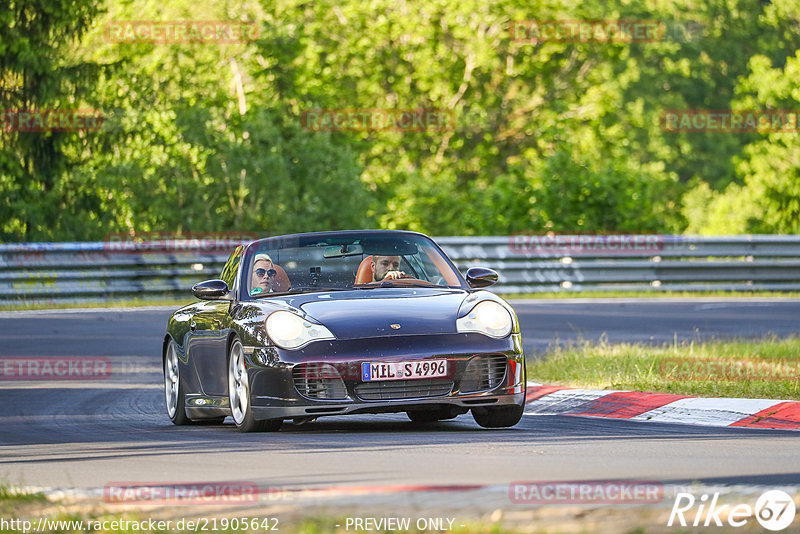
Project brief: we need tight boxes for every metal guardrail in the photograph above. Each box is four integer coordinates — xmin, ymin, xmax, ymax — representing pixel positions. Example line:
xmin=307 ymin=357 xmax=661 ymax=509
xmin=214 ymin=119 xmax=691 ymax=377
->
xmin=440 ymin=235 xmax=800 ymax=294
xmin=1 ymin=235 xmax=799 ymax=304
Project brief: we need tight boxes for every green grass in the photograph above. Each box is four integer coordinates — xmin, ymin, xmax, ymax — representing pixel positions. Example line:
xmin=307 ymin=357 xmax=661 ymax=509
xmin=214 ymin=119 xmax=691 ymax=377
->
xmin=0 ymin=485 xmax=47 ymax=527
xmin=0 ymin=485 xmax=46 ymax=503
xmin=527 ymin=336 xmax=800 ymax=399
xmin=505 ymin=290 xmax=800 ymax=299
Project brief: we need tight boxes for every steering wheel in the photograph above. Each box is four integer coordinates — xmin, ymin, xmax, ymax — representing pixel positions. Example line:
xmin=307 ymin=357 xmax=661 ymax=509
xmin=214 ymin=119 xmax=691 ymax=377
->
xmin=356 ymin=277 xmax=437 ymax=287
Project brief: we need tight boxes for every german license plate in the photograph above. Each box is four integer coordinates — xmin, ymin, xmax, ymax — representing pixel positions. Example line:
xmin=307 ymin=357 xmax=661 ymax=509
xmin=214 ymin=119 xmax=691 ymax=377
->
xmin=361 ymin=360 xmax=448 ymax=381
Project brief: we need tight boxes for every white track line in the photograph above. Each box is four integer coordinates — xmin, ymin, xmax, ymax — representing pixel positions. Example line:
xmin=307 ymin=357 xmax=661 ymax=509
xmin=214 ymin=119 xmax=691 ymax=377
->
xmin=631 ymin=397 xmax=782 ymax=427
xmin=524 ymin=389 xmax=623 ymax=415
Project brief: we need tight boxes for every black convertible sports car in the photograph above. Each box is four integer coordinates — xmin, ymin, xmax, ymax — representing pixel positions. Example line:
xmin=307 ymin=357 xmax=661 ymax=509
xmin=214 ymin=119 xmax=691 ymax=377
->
xmin=163 ymin=230 xmax=526 ymax=432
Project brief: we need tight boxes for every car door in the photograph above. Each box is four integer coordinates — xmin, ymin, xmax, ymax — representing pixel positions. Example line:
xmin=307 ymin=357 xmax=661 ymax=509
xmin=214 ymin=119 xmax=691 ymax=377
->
xmin=189 ymin=301 xmax=231 ymax=396
xmin=187 ymin=246 xmax=243 ymax=397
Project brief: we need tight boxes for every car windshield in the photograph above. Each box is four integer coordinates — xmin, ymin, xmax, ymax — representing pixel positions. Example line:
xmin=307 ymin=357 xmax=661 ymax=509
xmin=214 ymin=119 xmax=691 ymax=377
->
xmin=241 ymin=232 xmax=465 ymax=297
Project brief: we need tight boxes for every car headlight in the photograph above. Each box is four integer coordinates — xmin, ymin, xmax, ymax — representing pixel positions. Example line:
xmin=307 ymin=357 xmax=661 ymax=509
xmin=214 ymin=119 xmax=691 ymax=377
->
xmin=456 ymin=300 xmax=513 ymax=338
xmin=265 ymin=311 xmax=335 ymax=350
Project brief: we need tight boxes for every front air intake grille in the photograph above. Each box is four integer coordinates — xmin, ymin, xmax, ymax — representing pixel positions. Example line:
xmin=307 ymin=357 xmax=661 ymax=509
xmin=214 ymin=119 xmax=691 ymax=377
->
xmin=459 ymin=354 xmax=508 ymax=393
xmin=355 ymin=379 xmax=454 ymax=401
xmin=292 ymin=363 xmax=348 ymax=400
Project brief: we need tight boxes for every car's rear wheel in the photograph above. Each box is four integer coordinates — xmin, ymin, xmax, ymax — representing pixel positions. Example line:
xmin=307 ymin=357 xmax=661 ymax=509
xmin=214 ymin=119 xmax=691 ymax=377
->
xmin=164 ymin=340 xmax=190 ymax=425
xmin=471 ymin=403 xmax=525 ymax=428
xmin=228 ymin=338 xmax=282 ymax=433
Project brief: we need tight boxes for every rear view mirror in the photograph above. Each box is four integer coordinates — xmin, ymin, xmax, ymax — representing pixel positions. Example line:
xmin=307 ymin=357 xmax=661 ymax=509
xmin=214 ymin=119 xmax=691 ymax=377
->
xmin=466 ymin=267 xmax=499 ymax=288
xmin=323 ymin=244 xmax=364 ymax=258
xmin=361 ymin=239 xmax=419 ymax=256
xmin=192 ymin=279 xmax=230 ymax=300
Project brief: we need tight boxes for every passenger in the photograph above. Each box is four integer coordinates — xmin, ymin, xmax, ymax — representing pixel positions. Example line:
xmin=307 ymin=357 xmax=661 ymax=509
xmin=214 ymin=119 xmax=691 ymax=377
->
xmin=250 ymin=253 xmax=281 ymax=294
xmin=371 ymin=255 xmax=411 ymax=282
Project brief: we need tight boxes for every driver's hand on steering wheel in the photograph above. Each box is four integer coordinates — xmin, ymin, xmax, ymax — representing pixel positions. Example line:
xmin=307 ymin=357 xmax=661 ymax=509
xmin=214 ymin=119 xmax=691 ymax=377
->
xmin=383 ymin=270 xmax=410 ymax=280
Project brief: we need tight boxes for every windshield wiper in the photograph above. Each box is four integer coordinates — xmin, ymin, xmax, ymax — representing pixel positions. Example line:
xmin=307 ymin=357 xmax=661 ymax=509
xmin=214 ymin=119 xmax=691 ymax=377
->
xmin=380 ymin=280 xmax=437 ymax=288
xmin=252 ymin=287 xmax=352 ymax=297
xmin=350 ymin=280 xmax=437 ymax=289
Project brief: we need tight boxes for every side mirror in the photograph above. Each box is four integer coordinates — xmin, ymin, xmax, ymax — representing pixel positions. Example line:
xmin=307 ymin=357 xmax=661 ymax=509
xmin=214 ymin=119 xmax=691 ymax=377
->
xmin=192 ymin=279 xmax=230 ymax=300
xmin=466 ymin=267 xmax=499 ymax=289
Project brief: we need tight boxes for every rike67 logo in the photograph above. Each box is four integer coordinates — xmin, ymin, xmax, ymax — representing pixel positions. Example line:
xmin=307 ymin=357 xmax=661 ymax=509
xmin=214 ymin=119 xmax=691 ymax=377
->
xmin=668 ymin=490 xmax=797 ymax=531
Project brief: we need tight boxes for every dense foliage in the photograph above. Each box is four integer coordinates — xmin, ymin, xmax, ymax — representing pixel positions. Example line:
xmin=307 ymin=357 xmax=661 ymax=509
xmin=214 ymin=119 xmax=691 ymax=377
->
xmin=2 ymin=0 xmax=799 ymax=241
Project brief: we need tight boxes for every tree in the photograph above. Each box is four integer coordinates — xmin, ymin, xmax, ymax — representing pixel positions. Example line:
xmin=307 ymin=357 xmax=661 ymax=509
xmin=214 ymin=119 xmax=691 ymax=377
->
xmin=683 ymin=50 xmax=800 ymax=234
xmin=0 ymin=0 xmax=108 ymax=241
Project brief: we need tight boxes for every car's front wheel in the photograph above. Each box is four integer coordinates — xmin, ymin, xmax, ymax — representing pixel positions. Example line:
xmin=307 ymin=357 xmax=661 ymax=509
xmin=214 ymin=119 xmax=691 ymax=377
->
xmin=228 ymin=338 xmax=282 ymax=433
xmin=164 ymin=340 xmax=189 ymax=425
xmin=471 ymin=403 xmax=525 ymax=428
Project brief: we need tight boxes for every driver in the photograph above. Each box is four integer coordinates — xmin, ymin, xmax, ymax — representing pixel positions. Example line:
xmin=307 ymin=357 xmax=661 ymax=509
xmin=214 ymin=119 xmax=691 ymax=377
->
xmin=371 ymin=255 xmax=411 ymax=282
xmin=250 ymin=253 xmax=281 ymax=294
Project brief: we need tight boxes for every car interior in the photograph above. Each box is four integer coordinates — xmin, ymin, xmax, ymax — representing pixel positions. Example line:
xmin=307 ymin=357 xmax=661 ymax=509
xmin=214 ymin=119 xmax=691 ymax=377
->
xmin=245 ymin=237 xmax=462 ymax=295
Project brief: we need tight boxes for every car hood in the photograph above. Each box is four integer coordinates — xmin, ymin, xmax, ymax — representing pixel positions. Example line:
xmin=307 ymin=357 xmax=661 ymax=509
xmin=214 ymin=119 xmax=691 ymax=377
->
xmin=291 ymin=288 xmax=468 ymax=339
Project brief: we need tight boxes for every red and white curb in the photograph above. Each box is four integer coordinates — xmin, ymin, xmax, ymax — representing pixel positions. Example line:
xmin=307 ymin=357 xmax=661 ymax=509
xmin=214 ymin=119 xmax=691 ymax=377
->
xmin=524 ymin=383 xmax=800 ymax=430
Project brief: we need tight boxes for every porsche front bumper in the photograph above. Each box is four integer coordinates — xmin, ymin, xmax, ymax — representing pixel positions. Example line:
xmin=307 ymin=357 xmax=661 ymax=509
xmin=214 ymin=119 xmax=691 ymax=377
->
xmin=242 ymin=332 xmax=526 ymax=421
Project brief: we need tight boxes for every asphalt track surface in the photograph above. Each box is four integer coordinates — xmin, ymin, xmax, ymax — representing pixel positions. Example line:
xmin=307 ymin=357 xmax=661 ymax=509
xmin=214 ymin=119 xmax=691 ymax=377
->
xmin=1 ymin=299 xmax=799 ymax=496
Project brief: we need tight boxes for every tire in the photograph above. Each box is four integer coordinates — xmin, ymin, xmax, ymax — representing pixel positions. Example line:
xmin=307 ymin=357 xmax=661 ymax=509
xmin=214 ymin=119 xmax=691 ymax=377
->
xmin=228 ymin=338 xmax=282 ymax=433
xmin=164 ymin=340 xmax=190 ymax=425
xmin=407 ymin=407 xmax=461 ymax=423
xmin=471 ymin=403 xmax=525 ymax=428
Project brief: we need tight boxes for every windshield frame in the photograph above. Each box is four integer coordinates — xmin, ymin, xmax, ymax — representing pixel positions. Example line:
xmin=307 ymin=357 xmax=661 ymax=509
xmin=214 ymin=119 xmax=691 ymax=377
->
xmin=238 ymin=230 xmax=468 ymax=301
